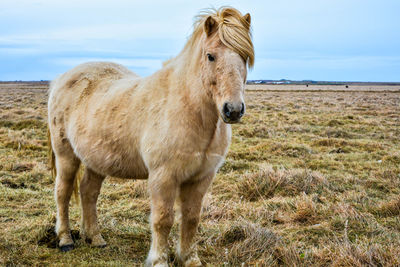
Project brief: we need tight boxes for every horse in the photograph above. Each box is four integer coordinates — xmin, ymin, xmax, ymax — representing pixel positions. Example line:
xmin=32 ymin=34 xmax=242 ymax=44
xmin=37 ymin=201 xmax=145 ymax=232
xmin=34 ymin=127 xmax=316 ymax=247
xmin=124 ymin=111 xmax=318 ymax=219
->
xmin=47 ymin=7 xmax=254 ymax=266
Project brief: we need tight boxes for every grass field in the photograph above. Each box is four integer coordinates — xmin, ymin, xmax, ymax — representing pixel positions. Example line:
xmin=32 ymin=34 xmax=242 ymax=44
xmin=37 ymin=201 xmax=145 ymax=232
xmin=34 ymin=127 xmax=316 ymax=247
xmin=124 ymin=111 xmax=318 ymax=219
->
xmin=0 ymin=83 xmax=399 ymax=266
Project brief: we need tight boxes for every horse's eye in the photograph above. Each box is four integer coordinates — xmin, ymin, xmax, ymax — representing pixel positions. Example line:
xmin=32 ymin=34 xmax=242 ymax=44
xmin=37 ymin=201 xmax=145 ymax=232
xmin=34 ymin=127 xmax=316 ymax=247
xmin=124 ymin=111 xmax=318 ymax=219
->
xmin=207 ymin=53 xmax=215 ymax=62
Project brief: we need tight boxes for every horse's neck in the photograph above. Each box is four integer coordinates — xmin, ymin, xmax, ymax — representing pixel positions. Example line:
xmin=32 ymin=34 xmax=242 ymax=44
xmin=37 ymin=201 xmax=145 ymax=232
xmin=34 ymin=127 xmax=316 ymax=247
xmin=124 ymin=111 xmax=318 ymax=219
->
xmin=156 ymin=53 xmax=219 ymax=132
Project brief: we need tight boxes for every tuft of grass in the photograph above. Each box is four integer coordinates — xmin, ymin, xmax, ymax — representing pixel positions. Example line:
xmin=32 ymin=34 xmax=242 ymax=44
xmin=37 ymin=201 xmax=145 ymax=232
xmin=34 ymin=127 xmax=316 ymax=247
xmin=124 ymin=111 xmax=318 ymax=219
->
xmin=237 ymin=165 xmax=327 ymax=201
xmin=292 ymin=193 xmax=318 ymax=224
xmin=313 ymin=138 xmax=349 ymax=147
xmin=324 ymin=242 xmax=400 ymax=267
xmin=327 ymin=119 xmax=344 ymax=126
xmin=382 ymin=153 xmax=400 ymax=165
xmin=221 ymin=221 xmax=300 ymax=266
xmin=0 ymin=119 xmax=46 ymax=130
xmin=219 ymin=158 xmax=257 ymax=173
xmin=325 ymin=128 xmax=355 ymax=139
xmin=375 ymin=196 xmax=400 ymax=217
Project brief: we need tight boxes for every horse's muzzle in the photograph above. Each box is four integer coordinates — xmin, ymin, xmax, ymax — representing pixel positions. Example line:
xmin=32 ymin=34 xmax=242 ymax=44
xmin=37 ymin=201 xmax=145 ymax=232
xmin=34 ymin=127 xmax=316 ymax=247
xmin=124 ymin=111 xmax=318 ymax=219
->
xmin=221 ymin=102 xmax=245 ymax=124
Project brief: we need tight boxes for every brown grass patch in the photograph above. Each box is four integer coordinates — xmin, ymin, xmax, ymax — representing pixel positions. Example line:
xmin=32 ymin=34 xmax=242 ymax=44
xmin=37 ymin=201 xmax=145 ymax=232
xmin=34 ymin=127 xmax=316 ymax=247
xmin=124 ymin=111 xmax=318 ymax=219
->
xmin=292 ymin=194 xmax=319 ymax=223
xmin=237 ymin=165 xmax=327 ymax=201
xmin=221 ymin=221 xmax=300 ymax=266
xmin=375 ymin=196 xmax=400 ymax=217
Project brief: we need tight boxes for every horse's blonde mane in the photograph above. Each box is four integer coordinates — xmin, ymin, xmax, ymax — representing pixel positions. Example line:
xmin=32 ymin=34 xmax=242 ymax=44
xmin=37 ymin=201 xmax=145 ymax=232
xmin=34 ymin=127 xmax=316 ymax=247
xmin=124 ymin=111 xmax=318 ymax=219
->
xmin=184 ymin=7 xmax=254 ymax=68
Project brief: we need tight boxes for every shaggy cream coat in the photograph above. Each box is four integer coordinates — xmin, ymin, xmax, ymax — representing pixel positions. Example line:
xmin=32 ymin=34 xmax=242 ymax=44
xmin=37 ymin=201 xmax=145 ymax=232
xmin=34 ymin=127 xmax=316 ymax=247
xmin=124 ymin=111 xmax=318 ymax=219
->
xmin=48 ymin=7 xmax=254 ymax=267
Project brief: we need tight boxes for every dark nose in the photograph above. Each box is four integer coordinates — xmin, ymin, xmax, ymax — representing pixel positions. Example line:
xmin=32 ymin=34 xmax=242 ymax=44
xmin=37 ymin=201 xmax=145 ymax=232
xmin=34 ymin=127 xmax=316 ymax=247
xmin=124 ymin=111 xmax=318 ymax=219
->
xmin=222 ymin=102 xmax=245 ymax=122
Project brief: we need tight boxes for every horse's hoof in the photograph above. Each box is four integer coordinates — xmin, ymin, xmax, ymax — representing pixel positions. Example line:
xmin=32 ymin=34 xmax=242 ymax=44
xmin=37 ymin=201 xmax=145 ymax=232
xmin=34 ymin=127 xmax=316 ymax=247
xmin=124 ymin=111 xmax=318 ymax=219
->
xmin=145 ymin=253 xmax=168 ymax=267
xmin=179 ymin=251 xmax=203 ymax=267
xmin=183 ymin=257 xmax=202 ymax=267
xmin=59 ymin=244 xmax=74 ymax=252
xmin=87 ymin=234 xmax=107 ymax=248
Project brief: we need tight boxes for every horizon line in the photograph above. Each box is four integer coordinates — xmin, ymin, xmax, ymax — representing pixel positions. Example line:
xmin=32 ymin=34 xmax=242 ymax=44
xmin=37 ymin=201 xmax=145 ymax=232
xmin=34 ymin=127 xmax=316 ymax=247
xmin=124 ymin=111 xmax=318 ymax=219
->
xmin=1 ymin=80 xmax=400 ymax=84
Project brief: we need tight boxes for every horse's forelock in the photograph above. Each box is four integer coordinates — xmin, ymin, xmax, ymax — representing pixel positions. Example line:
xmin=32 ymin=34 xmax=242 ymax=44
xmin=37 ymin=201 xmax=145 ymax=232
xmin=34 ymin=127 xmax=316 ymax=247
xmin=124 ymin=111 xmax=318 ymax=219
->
xmin=191 ymin=7 xmax=254 ymax=68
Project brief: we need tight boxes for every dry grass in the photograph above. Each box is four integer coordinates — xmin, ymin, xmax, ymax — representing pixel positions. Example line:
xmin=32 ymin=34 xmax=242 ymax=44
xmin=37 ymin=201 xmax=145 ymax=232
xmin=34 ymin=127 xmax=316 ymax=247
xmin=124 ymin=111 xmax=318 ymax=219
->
xmin=237 ymin=165 xmax=327 ymax=201
xmin=0 ymin=83 xmax=399 ymax=266
xmin=376 ymin=196 xmax=400 ymax=217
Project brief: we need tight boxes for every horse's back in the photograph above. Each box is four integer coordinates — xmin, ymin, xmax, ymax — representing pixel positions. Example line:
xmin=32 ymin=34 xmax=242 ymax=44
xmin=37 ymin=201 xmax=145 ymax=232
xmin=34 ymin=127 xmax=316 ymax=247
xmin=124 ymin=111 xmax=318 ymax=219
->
xmin=50 ymin=61 xmax=137 ymax=95
xmin=49 ymin=61 xmax=138 ymax=131
xmin=48 ymin=62 xmax=148 ymax=178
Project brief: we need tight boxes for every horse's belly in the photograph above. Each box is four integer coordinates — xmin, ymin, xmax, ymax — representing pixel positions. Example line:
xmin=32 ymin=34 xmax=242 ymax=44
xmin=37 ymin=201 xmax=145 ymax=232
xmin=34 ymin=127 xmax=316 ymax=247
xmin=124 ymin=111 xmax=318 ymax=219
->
xmin=73 ymin=137 xmax=148 ymax=179
xmin=105 ymin=152 xmax=149 ymax=179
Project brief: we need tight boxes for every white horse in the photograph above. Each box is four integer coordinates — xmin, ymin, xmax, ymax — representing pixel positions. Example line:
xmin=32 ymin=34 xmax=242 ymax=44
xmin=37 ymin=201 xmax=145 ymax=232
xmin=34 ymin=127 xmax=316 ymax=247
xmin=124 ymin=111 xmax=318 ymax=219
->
xmin=48 ymin=7 xmax=254 ymax=266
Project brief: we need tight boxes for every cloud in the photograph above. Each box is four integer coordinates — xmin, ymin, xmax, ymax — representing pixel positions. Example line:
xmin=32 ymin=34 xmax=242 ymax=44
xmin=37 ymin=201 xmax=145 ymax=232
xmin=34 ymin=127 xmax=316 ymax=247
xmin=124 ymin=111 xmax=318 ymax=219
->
xmin=51 ymin=56 xmax=163 ymax=71
xmin=0 ymin=23 xmax=186 ymax=43
xmin=1 ymin=0 xmax=400 ymax=81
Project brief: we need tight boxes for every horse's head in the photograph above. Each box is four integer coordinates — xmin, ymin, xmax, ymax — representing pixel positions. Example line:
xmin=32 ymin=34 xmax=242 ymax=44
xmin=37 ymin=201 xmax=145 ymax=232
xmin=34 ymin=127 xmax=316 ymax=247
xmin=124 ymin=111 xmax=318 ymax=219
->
xmin=199 ymin=8 xmax=254 ymax=124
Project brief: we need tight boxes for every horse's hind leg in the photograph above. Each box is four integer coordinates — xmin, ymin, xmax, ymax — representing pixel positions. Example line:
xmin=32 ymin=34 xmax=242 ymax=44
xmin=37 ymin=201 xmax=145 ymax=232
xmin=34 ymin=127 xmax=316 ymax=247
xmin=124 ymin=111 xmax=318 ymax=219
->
xmin=54 ymin=153 xmax=80 ymax=251
xmin=80 ymin=168 xmax=106 ymax=247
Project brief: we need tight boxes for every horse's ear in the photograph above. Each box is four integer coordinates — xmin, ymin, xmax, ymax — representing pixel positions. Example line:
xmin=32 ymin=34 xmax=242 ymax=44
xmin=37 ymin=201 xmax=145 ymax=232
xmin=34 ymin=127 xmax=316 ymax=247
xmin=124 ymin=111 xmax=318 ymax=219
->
xmin=204 ymin=16 xmax=217 ymax=37
xmin=243 ymin=13 xmax=251 ymax=29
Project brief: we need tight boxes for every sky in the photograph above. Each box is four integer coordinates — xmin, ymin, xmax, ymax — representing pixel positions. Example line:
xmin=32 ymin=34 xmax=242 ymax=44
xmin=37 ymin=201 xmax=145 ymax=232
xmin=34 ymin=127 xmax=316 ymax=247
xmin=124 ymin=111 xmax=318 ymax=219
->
xmin=1 ymin=0 xmax=399 ymax=82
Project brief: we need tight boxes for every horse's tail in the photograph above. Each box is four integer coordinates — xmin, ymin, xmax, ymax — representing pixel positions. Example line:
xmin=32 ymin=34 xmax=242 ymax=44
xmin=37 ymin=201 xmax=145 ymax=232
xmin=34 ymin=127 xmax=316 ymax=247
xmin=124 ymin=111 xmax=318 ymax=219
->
xmin=48 ymin=127 xmax=56 ymax=179
xmin=47 ymin=127 xmax=81 ymax=204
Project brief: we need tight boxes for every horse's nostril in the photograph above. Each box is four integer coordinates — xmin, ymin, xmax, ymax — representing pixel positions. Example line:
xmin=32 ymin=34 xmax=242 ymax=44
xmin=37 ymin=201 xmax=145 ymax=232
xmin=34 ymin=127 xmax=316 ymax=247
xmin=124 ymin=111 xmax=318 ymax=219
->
xmin=223 ymin=102 xmax=231 ymax=117
xmin=222 ymin=102 xmax=244 ymax=121
xmin=240 ymin=103 xmax=245 ymax=116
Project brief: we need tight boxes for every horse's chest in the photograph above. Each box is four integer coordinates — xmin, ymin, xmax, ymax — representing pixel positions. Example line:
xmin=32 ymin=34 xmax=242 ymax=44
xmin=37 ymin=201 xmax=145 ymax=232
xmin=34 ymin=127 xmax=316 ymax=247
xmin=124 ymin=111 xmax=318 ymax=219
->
xmin=186 ymin=122 xmax=231 ymax=180
xmin=204 ymin=126 xmax=231 ymax=170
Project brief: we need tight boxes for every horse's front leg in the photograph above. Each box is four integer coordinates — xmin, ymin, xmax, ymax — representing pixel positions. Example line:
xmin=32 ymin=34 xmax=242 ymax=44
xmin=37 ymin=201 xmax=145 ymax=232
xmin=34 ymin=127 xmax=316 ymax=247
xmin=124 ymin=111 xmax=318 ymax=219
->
xmin=177 ymin=173 xmax=214 ymax=267
xmin=146 ymin=169 xmax=177 ymax=267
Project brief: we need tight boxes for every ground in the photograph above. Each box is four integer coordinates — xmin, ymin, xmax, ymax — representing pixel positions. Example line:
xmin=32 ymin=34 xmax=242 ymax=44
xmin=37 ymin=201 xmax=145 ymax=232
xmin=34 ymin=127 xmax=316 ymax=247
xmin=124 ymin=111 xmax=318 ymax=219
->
xmin=0 ymin=82 xmax=399 ymax=266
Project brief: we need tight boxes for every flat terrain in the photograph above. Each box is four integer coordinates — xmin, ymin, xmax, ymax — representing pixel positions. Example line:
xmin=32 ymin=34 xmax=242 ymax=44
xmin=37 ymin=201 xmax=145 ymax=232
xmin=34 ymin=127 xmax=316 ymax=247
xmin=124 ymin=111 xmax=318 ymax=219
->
xmin=246 ymin=84 xmax=400 ymax=91
xmin=0 ymin=83 xmax=399 ymax=266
